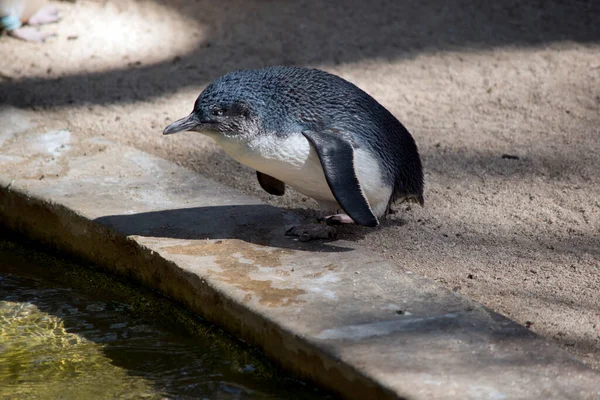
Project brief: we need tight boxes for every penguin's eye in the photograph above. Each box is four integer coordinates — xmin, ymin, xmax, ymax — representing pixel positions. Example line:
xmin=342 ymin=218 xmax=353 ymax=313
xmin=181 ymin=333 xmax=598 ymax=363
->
xmin=213 ymin=108 xmax=226 ymax=116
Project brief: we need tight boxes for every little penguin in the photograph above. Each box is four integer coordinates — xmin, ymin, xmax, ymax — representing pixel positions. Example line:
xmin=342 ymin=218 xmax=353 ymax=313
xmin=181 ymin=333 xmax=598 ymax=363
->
xmin=163 ymin=66 xmax=424 ymax=238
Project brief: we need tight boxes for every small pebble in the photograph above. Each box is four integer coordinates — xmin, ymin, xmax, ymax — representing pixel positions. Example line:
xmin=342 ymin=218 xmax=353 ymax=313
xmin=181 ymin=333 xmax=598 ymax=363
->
xmin=525 ymin=321 xmax=534 ymax=328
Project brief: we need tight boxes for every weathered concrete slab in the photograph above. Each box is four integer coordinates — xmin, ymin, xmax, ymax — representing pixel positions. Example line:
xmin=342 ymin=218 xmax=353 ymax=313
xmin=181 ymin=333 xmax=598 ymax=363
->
xmin=1 ymin=107 xmax=599 ymax=399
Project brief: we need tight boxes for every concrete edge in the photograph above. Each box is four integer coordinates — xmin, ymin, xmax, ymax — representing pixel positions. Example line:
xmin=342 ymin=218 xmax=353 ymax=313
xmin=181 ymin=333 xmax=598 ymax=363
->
xmin=0 ymin=186 xmax=397 ymax=400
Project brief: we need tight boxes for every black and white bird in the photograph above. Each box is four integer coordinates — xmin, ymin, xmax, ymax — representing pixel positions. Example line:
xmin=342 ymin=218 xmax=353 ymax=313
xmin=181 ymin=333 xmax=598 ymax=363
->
xmin=164 ymin=66 xmax=423 ymax=237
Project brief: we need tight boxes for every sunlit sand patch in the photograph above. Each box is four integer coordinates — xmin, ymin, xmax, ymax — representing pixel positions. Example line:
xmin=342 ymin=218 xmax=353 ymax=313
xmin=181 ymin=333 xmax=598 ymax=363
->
xmin=0 ymin=0 xmax=206 ymax=79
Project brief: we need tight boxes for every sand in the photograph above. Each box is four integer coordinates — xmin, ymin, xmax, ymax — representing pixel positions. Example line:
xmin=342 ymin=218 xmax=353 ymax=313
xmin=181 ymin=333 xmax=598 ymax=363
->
xmin=1 ymin=0 xmax=598 ymax=370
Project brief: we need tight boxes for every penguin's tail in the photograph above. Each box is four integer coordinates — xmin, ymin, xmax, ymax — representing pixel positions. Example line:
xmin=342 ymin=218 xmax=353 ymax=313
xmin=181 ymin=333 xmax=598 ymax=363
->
xmin=389 ymin=194 xmax=424 ymax=209
xmin=407 ymin=195 xmax=424 ymax=207
xmin=416 ymin=194 xmax=424 ymax=206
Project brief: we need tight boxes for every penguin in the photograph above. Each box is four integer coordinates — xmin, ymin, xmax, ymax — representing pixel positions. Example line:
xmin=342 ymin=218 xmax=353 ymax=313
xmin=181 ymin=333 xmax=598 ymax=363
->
xmin=163 ymin=66 xmax=423 ymax=237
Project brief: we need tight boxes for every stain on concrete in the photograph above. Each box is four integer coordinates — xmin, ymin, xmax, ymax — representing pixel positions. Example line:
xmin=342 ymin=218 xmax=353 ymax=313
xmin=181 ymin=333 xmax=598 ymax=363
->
xmin=304 ymin=271 xmax=325 ymax=278
xmin=162 ymin=239 xmax=305 ymax=307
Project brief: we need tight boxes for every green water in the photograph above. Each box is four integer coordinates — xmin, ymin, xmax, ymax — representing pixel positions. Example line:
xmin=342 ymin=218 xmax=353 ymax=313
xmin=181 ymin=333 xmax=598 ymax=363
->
xmin=0 ymin=237 xmax=331 ymax=400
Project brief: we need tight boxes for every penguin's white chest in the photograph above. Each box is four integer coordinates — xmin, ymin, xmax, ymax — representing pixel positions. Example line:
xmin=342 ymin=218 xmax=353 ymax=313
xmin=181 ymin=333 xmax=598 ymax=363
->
xmin=212 ymin=133 xmax=392 ymax=217
xmin=215 ymin=133 xmax=333 ymax=201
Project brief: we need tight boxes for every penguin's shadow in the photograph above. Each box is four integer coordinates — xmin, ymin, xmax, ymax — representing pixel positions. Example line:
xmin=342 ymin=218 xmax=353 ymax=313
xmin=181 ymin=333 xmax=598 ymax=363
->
xmin=94 ymin=204 xmax=357 ymax=252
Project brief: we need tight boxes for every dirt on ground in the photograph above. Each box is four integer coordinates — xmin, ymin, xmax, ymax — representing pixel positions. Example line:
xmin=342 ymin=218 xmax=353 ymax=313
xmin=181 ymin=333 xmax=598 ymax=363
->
xmin=1 ymin=0 xmax=599 ymax=370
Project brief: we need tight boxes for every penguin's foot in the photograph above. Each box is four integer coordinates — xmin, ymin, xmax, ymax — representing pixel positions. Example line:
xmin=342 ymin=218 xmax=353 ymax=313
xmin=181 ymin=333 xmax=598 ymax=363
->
xmin=285 ymin=224 xmax=337 ymax=242
xmin=8 ymin=26 xmax=55 ymax=42
xmin=318 ymin=214 xmax=355 ymax=226
xmin=28 ymin=6 xmax=60 ymax=25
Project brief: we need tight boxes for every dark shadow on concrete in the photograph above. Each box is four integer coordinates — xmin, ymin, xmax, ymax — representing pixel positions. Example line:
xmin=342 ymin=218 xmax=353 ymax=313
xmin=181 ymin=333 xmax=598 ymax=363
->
xmin=94 ymin=204 xmax=355 ymax=252
xmin=1 ymin=0 xmax=599 ymax=108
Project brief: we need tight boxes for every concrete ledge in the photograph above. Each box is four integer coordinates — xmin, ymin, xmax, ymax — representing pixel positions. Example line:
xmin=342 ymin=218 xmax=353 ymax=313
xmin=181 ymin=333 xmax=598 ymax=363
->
xmin=1 ymin=117 xmax=599 ymax=399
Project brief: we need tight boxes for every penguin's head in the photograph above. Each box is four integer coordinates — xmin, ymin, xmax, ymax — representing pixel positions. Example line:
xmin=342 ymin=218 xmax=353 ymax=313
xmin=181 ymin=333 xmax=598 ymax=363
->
xmin=163 ymin=72 xmax=263 ymax=137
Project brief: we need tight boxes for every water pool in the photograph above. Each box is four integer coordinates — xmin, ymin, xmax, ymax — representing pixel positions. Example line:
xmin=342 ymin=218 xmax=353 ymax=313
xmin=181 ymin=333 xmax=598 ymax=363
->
xmin=0 ymin=236 xmax=331 ymax=400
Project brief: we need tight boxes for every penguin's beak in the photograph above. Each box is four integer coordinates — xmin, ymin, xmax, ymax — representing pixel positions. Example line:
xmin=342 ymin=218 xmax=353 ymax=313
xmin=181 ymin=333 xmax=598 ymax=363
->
xmin=163 ymin=113 xmax=200 ymax=135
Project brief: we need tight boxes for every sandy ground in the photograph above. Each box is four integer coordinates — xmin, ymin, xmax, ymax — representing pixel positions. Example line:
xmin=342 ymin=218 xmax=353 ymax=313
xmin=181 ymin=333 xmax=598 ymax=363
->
xmin=1 ymin=0 xmax=599 ymax=370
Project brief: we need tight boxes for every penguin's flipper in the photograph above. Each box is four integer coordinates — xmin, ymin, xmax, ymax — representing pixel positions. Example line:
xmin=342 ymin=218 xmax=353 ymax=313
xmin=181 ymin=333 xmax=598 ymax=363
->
xmin=301 ymin=130 xmax=379 ymax=227
xmin=256 ymin=171 xmax=285 ymax=196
